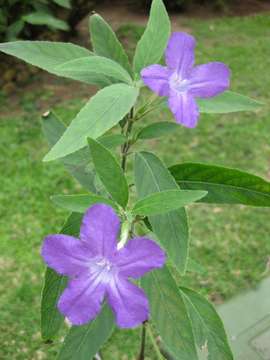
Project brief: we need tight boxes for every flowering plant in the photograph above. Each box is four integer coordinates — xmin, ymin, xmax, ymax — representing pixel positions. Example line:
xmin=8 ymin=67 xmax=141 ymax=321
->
xmin=0 ymin=0 xmax=268 ymax=358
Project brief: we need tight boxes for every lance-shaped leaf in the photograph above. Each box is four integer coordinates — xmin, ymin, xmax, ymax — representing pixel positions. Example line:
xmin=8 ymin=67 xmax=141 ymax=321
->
xmin=137 ymin=121 xmax=179 ymax=140
xmin=132 ymin=189 xmax=207 ymax=216
xmin=133 ymin=0 xmax=170 ymax=74
xmin=57 ymin=305 xmax=115 ymax=360
xmin=23 ymin=13 xmax=69 ymax=31
xmin=51 ymin=194 xmax=118 ymax=213
xmin=142 ymin=266 xmax=197 ymax=359
xmin=169 ymin=162 xmax=270 ymax=206
xmin=134 ymin=151 xmax=189 ymax=274
xmin=88 ymin=138 xmax=129 ymax=208
xmin=0 ymin=40 xmax=113 ymax=87
xmin=41 ymin=212 xmax=82 ymax=340
xmin=0 ymin=41 xmax=91 ymax=74
xmin=89 ymin=13 xmax=132 ymax=75
xmin=180 ymin=287 xmax=233 ymax=360
xmin=55 ymin=55 xmax=132 ymax=85
xmin=41 ymin=111 xmax=96 ymax=192
xmin=43 ymin=84 xmax=139 ymax=161
xmin=198 ymin=91 xmax=263 ymax=113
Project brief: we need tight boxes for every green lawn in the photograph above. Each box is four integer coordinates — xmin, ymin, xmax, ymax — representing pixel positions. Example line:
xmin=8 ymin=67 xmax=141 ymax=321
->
xmin=0 ymin=13 xmax=270 ymax=360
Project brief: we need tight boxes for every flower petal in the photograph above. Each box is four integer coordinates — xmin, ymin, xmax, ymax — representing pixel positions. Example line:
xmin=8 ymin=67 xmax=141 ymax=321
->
xmin=58 ymin=272 xmax=106 ymax=325
xmin=114 ymin=237 xmax=166 ymax=279
xmin=168 ymin=90 xmax=199 ymax=128
xmin=107 ymin=276 xmax=149 ymax=328
xmin=189 ymin=62 xmax=230 ymax=98
xmin=80 ymin=204 xmax=120 ymax=258
xmin=41 ymin=234 xmax=91 ymax=276
xmin=165 ymin=32 xmax=195 ymax=77
xmin=141 ymin=64 xmax=170 ymax=96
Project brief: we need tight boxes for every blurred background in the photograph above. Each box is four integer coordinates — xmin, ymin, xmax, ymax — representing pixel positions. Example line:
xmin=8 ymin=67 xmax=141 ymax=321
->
xmin=0 ymin=0 xmax=270 ymax=359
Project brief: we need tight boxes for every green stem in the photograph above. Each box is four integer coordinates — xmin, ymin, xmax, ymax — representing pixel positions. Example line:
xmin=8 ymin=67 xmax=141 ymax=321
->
xmin=121 ymin=107 xmax=134 ymax=171
xmin=146 ymin=323 xmax=164 ymax=360
xmin=137 ymin=322 xmax=147 ymax=360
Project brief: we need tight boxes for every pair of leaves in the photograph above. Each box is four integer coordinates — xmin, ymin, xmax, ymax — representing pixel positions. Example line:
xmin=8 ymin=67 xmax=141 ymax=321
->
xmin=143 ymin=266 xmax=233 ymax=360
xmin=53 ymin=189 xmax=206 ymax=217
xmin=169 ymin=162 xmax=270 ymax=207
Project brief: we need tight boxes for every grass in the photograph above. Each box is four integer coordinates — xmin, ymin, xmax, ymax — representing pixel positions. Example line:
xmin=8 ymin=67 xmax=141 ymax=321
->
xmin=0 ymin=12 xmax=270 ymax=360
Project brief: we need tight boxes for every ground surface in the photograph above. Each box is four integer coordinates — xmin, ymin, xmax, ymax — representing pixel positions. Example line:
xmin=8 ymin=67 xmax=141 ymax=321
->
xmin=0 ymin=6 xmax=270 ymax=360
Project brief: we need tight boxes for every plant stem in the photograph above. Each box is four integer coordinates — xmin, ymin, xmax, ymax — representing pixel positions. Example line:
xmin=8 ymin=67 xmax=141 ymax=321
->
xmin=137 ymin=322 xmax=147 ymax=360
xmin=121 ymin=108 xmax=134 ymax=172
xmin=146 ymin=323 xmax=164 ymax=360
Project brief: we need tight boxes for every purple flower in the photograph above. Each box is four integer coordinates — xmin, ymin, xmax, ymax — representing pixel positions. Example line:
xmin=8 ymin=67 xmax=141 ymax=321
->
xmin=141 ymin=32 xmax=230 ymax=128
xmin=41 ymin=204 xmax=166 ymax=328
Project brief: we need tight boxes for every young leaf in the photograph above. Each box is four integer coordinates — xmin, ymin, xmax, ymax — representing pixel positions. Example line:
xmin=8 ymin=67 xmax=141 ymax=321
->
xmin=41 ymin=212 xmax=82 ymax=340
xmin=133 ymin=0 xmax=170 ymax=74
xmin=137 ymin=121 xmax=179 ymax=140
xmin=142 ymin=266 xmax=197 ymax=360
xmin=57 ymin=305 xmax=115 ymax=360
xmin=134 ymin=151 xmax=189 ymax=274
xmin=198 ymin=91 xmax=263 ymax=113
xmin=41 ymin=111 xmax=96 ymax=192
xmin=132 ymin=189 xmax=207 ymax=216
xmin=55 ymin=55 xmax=132 ymax=85
xmin=51 ymin=194 xmax=118 ymax=213
xmin=0 ymin=41 xmax=92 ymax=75
xmin=23 ymin=12 xmax=69 ymax=31
xmin=89 ymin=13 xmax=132 ymax=75
xmin=88 ymin=138 xmax=129 ymax=208
xmin=43 ymin=84 xmax=139 ymax=161
xmin=180 ymin=287 xmax=233 ymax=360
xmin=169 ymin=162 xmax=270 ymax=207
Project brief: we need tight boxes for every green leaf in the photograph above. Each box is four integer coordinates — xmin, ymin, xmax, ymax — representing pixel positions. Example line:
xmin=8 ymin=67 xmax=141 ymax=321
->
xmin=51 ymin=194 xmax=118 ymax=213
xmin=98 ymin=134 xmax=126 ymax=149
xmin=0 ymin=41 xmax=92 ymax=76
xmin=88 ymin=138 xmax=129 ymax=208
xmin=58 ymin=305 xmax=115 ymax=360
xmin=198 ymin=91 xmax=263 ymax=113
xmin=133 ymin=0 xmax=170 ymax=74
xmin=132 ymin=189 xmax=207 ymax=216
xmin=43 ymin=84 xmax=139 ymax=162
xmin=180 ymin=287 xmax=233 ymax=360
xmin=89 ymin=13 xmax=132 ymax=75
xmin=41 ymin=111 xmax=96 ymax=192
xmin=187 ymin=258 xmax=207 ymax=275
xmin=52 ymin=0 xmax=71 ymax=9
xmin=23 ymin=12 xmax=69 ymax=31
xmin=55 ymin=55 xmax=132 ymax=85
xmin=169 ymin=162 xmax=270 ymax=207
xmin=137 ymin=121 xmax=179 ymax=140
xmin=41 ymin=212 xmax=82 ymax=340
xmin=142 ymin=266 xmax=197 ymax=359
xmin=134 ymin=152 xmax=189 ymax=274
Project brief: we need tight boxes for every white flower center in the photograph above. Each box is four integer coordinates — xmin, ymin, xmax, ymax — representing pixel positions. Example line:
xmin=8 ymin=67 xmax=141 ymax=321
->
xmin=90 ymin=256 xmax=116 ymax=284
xmin=169 ymin=72 xmax=190 ymax=93
xmin=96 ymin=258 xmax=112 ymax=271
